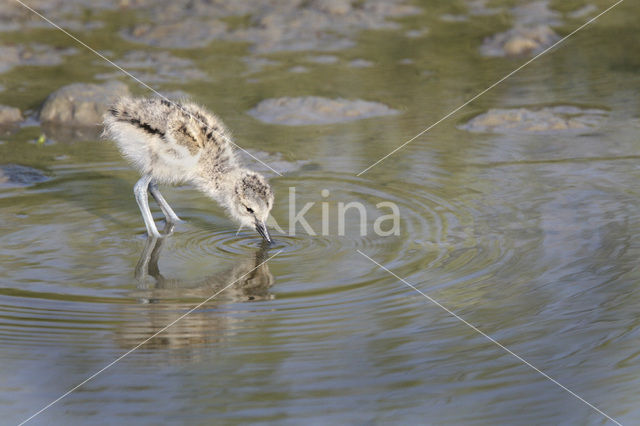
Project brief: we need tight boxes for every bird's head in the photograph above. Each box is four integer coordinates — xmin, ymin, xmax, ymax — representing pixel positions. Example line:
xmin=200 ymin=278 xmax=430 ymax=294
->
xmin=228 ymin=169 xmax=274 ymax=243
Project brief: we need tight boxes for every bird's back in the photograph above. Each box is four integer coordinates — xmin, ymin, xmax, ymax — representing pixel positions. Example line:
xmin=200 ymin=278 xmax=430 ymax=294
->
xmin=104 ymin=97 xmax=237 ymax=185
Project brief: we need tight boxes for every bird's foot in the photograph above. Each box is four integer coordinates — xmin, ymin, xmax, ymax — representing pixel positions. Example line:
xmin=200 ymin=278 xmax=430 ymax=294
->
xmin=160 ymin=222 xmax=176 ymax=235
xmin=147 ymin=229 xmax=162 ymax=239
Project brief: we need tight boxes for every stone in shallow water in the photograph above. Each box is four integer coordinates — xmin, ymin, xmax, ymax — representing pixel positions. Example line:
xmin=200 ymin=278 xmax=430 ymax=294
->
xmin=440 ymin=14 xmax=468 ymax=22
xmin=459 ymin=106 xmax=608 ymax=134
xmin=242 ymin=57 xmax=280 ymax=75
xmin=0 ymin=44 xmax=77 ymax=74
xmin=121 ymin=18 xmax=227 ymax=48
xmin=247 ymin=97 xmax=399 ymax=125
xmin=120 ymin=0 xmax=420 ymax=53
xmin=39 ymin=81 xmax=130 ymax=127
xmin=288 ymin=66 xmax=309 ymax=73
xmin=306 ymin=55 xmax=339 ymax=64
xmin=467 ymin=0 xmax=502 ymax=16
xmin=348 ymin=59 xmax=374 ymax=68
xmin=405 ymin=28 xmax=428 ymax=38
xmin=95 ymin=51 xmax=207 ymax=83
xmin=0 ymin=0 xmax=114 ymax=32
xmin=239 ymin=150 xmax=311 ymax=178
xmin=41 ymin=123 xmax=103 ymax=143
xmin=0 ymin=105 xmax=23 ymax=126
xmin=0 ymin=164 xmax=49 ymax=188
xmin=480 ymin=1 xmax=562 ymax=57
xmin=480 ymin=25 xmax=560 ymax=57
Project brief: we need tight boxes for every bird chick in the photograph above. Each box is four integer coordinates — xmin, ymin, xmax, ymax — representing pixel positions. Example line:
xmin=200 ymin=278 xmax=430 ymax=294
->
xmin=103 ymin=96 xmax=274 ymax=242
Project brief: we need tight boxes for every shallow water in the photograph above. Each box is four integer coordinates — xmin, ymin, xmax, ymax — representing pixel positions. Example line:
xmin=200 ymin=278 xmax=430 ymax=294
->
xmin=1 ymin=1 xmax=640 ymax=424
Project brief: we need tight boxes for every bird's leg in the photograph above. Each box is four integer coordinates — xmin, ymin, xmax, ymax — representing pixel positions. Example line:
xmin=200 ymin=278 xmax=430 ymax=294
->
xmin=134 ymin=174 xmax=161 ymax=238
xmin=149 ymin=181 xmax=182 ymax=224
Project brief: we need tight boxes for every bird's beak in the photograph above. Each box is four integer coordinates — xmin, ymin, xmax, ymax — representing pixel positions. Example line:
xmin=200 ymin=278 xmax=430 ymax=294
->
xmin=255 ymin=220 xmax=272 ymax=244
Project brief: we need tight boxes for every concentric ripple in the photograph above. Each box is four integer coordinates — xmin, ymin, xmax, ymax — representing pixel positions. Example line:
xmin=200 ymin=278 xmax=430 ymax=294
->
xmin=0 ymin=163 xmax=521 ymax=411
xmin=160 ymin=171 xmax=515 ymax=306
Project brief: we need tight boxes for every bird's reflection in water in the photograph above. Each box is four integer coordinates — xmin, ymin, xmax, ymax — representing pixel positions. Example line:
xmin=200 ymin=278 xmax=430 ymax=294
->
xmin=134 ymin=232 xmax=275 ymax=303
xmin=115 ymin=228 xmax=275 ymax=357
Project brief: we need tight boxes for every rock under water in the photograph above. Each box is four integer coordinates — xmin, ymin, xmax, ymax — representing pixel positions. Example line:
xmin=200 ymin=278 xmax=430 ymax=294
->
xmin=239 ymin=150 xmax=312 ymax=178
xmin=39 ymin=81 xmax=130 ymax=127
xmin=120 ymin=0 xmax=421 ymax=53
xmin=480 ymin=25 xmax=560 ymax=57
xmin=95 ymin=51 xmax=208 ymax=84
xmin=0 ymin=44 xmax=77 ymax=74
xmin=459 ymin=106 xmax=608 ymax=134
xmin=0 ymin=105 xmax=23 ymax=126
xmin=247 ymin=96 xmax=399 ymax=125
xmin=0 ymin=164 xmax=49 ymax=188
xmin=121 ymin=19 xmax=227 ymax=49
xmin=479 ymin=1 xmax=562 ymax=58
xmin=348 ymin=59 xmax=374 ymax=68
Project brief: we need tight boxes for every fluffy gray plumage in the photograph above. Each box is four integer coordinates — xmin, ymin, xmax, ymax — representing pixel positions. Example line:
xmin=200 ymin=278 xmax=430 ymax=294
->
xmin=103 ymin=97 xmax=274 ymax=241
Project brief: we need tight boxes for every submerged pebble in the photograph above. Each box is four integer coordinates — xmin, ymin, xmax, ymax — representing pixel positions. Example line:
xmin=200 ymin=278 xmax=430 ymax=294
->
xmin=288 ymin=66 xmax=309 ymax=73
xmin=247 ymin=96 xmax=399 ymax=125
xmin=440 ymin=0 xmax=502 ymax=23
xmin=242 ymin=57 xmax=280 ymax=75
xmin=480 ymin=1 xmax=561 ymax=57
xmin=348 ymin=59 xmax=374 ymax=68
xmin=95 ymin=51 xmax=207 ymax=83
xmin=440 ymin=14 xmax=468 ymax=22
xmin=459 ymin=106 xmax=607 ymax=134
xmin=0 ymin=164 xmax=49 ymax=188
xmin=0 ymin=105 xmax=23 ymax=126
xmin=405 ymin=28 xmax=428 ymax=38
xmin=40 ymin=123 xmax=103 ymax=142
xmin=306 ymin=55 xmax=339 ymax=64
xmin=121 ymin=0 xmax=420 ymax=53
xmin=0 ymin=44 xmax=77 ymax=74
xmin=467 ymin=0 xmax=502 ymax=16
xmin=239 ymin=150 xmax=311 ymax=178
xmin=39 ymin=81 xmax=130 ymax=127
xmin=480 ymin=25 xmax=560 ymax=57
xmin=121 ymin=18 xmax=227 ymax=49
xmin=0 ymin=0 xmax=112 ymax=32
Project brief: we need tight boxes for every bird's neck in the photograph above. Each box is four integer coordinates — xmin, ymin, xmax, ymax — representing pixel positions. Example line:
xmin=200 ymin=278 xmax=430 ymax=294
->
xmin=195 ymin=167 xmax=241 ymax=204
xmin=194 ymin=142 xmax=239 ymax=190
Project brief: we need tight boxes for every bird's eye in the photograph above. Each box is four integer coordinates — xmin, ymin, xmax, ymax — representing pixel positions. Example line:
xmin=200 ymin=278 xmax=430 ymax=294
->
xmin=246 ymin=207 xmax=254 ymax=213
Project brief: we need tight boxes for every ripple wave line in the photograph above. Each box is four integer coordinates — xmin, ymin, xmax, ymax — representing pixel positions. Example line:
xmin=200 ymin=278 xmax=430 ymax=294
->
xmin=357 ymin=249 xmax=621 ymax=426
xmin=19 ymin=250 xmax=283 ymax=425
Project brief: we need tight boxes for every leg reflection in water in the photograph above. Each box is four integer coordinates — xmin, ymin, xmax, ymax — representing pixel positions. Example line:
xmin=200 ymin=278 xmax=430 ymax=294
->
xmin=116 ymin=231 xmax=276 ymax=355
xmin=134 ymin=227 xmax=276 ymax=303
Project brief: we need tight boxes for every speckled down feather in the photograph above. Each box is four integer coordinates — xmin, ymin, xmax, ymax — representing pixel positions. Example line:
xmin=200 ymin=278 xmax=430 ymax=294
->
xmin=102 ymin=96 xmax=274 ymax=235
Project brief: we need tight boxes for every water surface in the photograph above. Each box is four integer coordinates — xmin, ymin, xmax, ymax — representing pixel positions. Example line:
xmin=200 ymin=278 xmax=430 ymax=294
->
xmin=1 ymin=1 xmax=639 ymax=424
